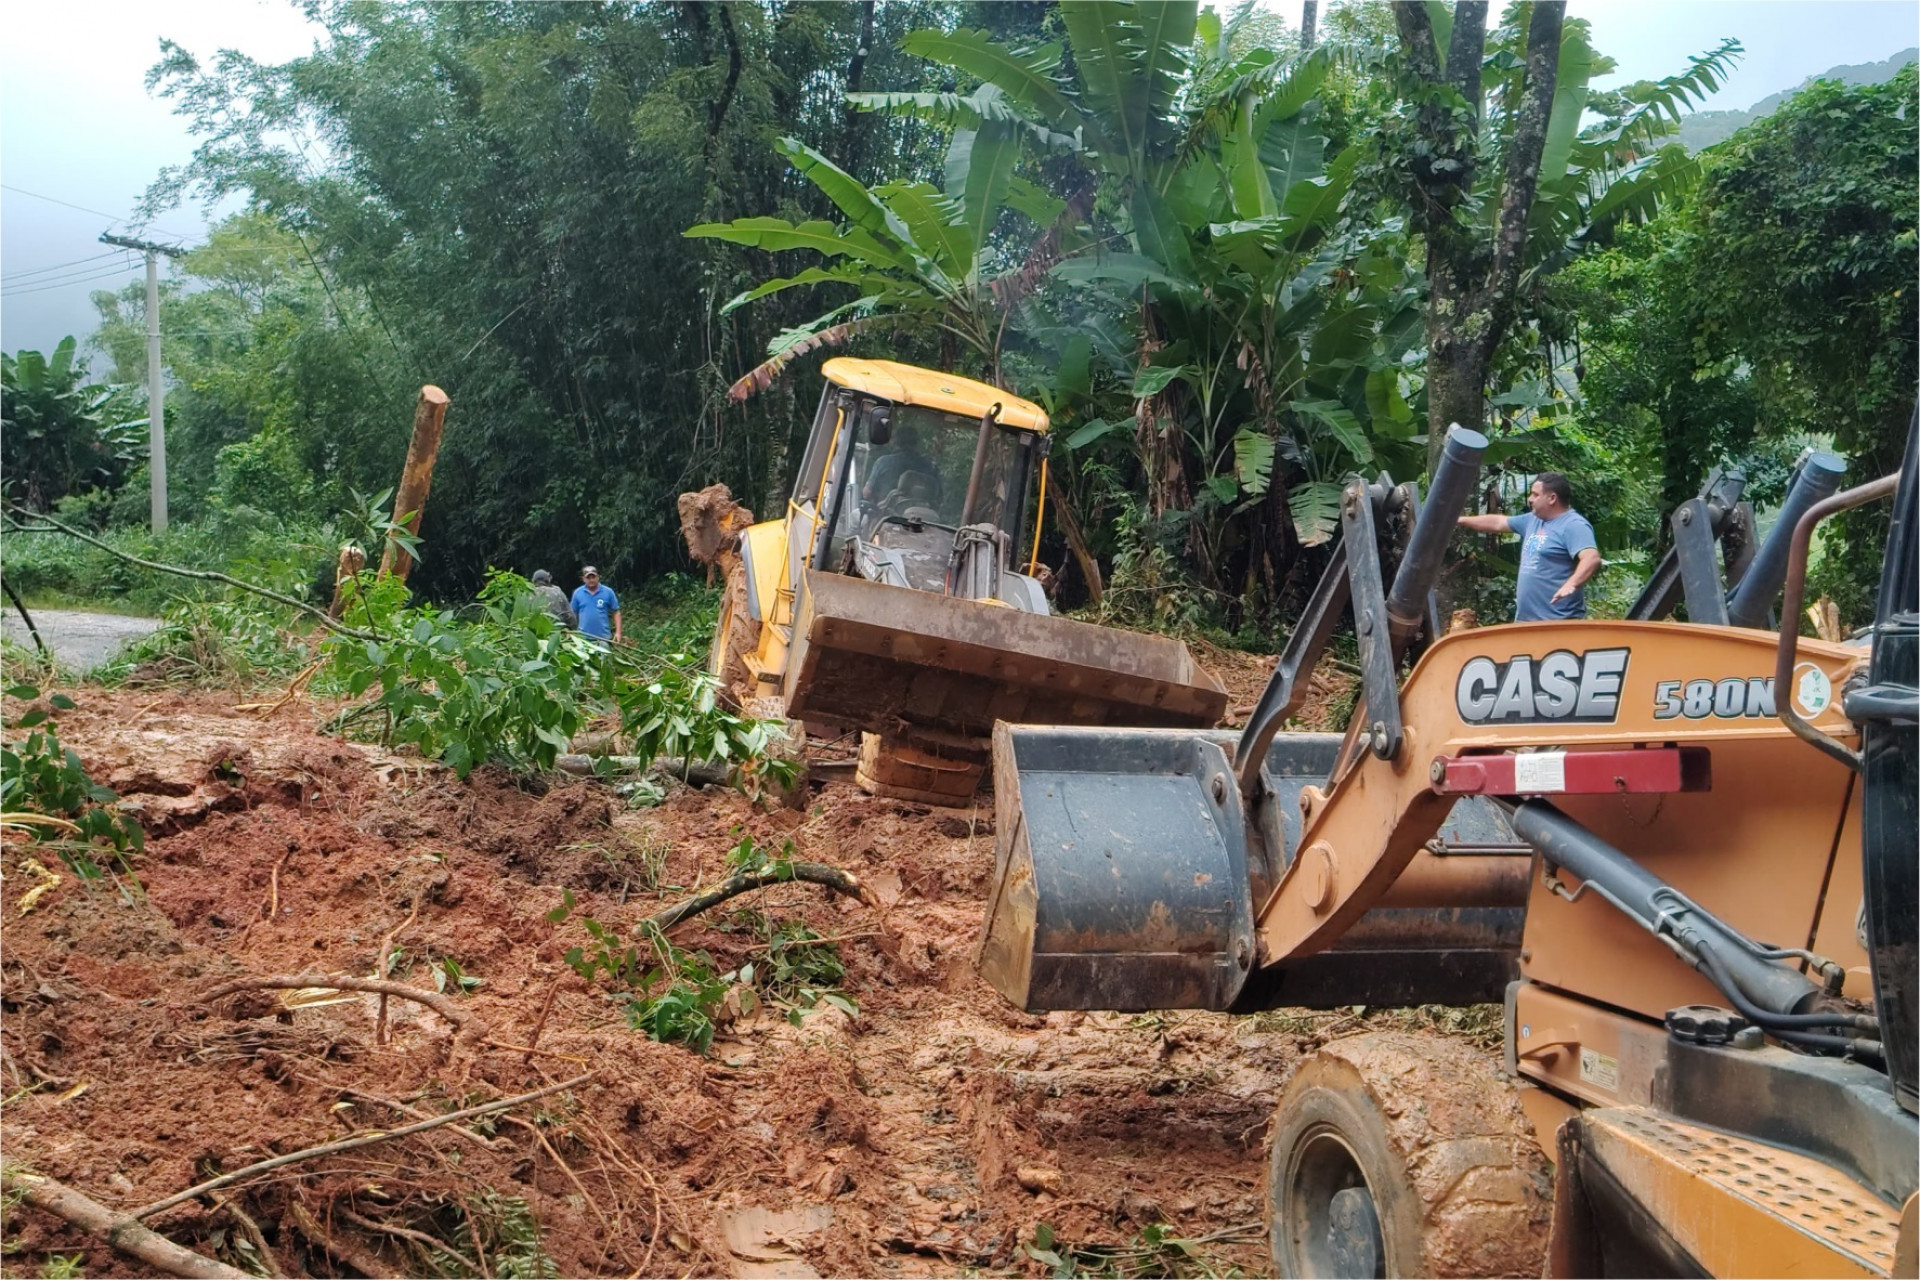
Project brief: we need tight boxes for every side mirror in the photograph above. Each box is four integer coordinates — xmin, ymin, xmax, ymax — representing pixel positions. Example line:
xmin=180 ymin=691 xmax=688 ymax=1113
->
xmin=867 ymin=406 xmax=893 ymax=446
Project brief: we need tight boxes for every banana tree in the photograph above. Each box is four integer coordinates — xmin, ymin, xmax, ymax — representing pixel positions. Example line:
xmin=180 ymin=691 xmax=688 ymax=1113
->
xmin=685 ymin=97 xmax=1048 ymax=396
xmin=868 ymin=7 xmax=1414 ymax=573
xmin=1 ymin=337 xmax=144 ymax=511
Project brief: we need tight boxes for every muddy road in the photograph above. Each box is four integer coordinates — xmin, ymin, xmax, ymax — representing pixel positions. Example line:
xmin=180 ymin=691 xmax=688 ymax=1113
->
xmin=0 ymin=670 xmax=1514 ymax=1278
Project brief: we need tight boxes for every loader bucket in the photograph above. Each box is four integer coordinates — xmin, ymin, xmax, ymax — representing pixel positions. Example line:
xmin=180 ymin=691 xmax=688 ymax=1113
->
xmin=785 ymin=570 xmax=1229 ymax=738
xmin=979 ymin=725 xmax=1526 ymax=1013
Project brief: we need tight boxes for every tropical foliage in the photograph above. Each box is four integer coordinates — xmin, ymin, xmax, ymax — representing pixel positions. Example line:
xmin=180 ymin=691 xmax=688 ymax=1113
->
xmin=1 ymin=338 xmax=144 ymax=512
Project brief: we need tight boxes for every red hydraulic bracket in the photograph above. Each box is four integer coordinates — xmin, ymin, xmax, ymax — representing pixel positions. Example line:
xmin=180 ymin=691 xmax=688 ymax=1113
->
xmin=1429 ymin=746 xmax=1711 ymax=797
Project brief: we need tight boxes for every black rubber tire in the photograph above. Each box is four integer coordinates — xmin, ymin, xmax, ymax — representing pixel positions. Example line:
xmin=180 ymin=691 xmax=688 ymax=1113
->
xmin=1267 ymin=1032 xmax=1551 ymax=1278
xmin=707 ymin=559 xmax=757 ymax=707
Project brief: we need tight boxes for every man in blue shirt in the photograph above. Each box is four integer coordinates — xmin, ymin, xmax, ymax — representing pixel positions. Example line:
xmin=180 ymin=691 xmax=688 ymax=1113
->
xmin=1458 ymin=472 xmax=1602 ymax=620
xmin=570 ymin=566 xmax=622 ymax=644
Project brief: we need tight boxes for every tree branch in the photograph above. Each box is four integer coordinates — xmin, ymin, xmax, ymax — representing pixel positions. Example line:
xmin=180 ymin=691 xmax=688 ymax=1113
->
xmin=3 ymin=577 xmax=48 ymax=656
xmin=3 ymin=506 xmax=381 ymax=644
xmin=2 ymin=1170 xmax=249 ymax=1279
xmin=1483 ymin=1 xmax=1565 ymax=352
xmin=198 ymin=973 xmax=478 ymax=1035
xmin=132 ymin=1074 xmax=593 ymax=1221
xmin=1446 ymin=2 xmax=1491 ymax=133
xmin=1392 ymin=2 xmax=1441 ymax=84
xmin=644 ymin=861 xmax=868 ymax=933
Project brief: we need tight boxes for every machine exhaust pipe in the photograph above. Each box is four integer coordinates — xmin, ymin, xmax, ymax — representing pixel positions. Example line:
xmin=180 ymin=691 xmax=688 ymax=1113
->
xmin=1724 ymin=450 xmax=1847 ymax=629
xmin=1387 ymin=425 xmax=1488 ymax=652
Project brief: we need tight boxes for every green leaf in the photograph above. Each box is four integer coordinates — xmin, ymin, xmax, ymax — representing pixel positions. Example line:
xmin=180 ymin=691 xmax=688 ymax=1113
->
xmin=1260 ymin=112 xmax=1327 ymax=210
xmin=1289 ymin=480 xmax=1345 ymax=547
xmin=15 ymin=710 xmax=48 ymax=729
xmin=48 ymin=693 xmax=75 ymax=710
xmin=1225 ymin=94 xmax=1275 ymax=219
xmin=6 ymin=684 xmax=39 ymax=700
xmin=683 ymin=218 xmax=914 ymax=272
xmin=1232 ymin=429 xmax=1277 ymax=497
xmin=899 ymin=29 xmax=1081 ymax=133
xmin=774 ymin=136 xmax=914 ymax=247
xmin=1051 ymin=253 xmax=1190 ymax=296
xmin=1291 ymin=398 xmax=1373 ymax=465
xmin=875 ymin=181 xmax=973 ymax=284
xmin=720 ymin=266 xmax=897 ymax=316
xmin=1538 ymin=23 xmax=1596 ymax=189
xmin=1132 ymin=364 xmax=1192 ymax=399
xmin=1005 ymin=176 xmax=1068 ymax=230
xmin=1275 ymin=143 xmax=1359 ymax=247
xmin=1365 ymin=368 xmax=1415 ymax=439
xmin=547 ymin=888 xmax=576 ymax=923
xmin=945 ymin=118 xmax=1020 ymax=283
xmin=1064 ymin=417 xmax=1126 ymax=451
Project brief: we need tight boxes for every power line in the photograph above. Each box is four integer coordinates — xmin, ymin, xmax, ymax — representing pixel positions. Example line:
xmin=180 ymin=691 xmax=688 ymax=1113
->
xmin=0 ymin=184 xmax=199 ymax=241
xmin=1 ymin=266 xmax=147 ymax=298
xmin=1 ymin=251 xmax=125 ymax=281
xmin=0 ymin=258 xmax=140 ymax=292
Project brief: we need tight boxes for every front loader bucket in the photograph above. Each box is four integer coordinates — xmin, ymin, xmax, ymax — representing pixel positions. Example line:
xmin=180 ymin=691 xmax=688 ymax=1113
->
xmin=979 ymin=725 xmax=1526 ymax=1013
xmin=785 ymin=570 xmax=1228 ymax=738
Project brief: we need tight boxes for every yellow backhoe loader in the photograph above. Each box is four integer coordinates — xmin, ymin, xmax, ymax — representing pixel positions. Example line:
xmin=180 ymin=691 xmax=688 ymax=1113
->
xmin=685 ymin=358 xmax=1226 ymax=801
xmin=979 ymin=418 xmax=1918 ymax=1276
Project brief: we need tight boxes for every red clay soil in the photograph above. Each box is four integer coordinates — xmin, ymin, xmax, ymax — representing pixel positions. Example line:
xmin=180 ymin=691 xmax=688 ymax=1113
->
xmin=0 ymin=655 xmax=1497 ymax=1280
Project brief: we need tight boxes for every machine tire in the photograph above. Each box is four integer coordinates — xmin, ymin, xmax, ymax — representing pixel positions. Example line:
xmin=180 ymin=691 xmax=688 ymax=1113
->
xmin=708 ymin=559 xmax=758 ymax=707
xmin=1267 ymin=1032 xmax=1550 ymax=1278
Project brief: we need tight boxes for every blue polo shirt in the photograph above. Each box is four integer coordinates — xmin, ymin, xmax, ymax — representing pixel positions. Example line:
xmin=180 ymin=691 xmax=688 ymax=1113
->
xmin=570 ymin=584 xmax=620 ymax=639
xmin=1508 ymin=510 xmax=1597 ymax=621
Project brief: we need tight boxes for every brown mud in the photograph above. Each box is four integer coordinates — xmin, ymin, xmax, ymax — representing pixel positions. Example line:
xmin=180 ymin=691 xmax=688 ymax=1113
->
xmin=2 ymin=659 xmax=1518 ymax=1278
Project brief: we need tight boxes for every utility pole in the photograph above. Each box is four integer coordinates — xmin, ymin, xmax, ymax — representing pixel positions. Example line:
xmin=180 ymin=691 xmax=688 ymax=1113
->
xmin=100 ymin=233 xmax=185 ymax=533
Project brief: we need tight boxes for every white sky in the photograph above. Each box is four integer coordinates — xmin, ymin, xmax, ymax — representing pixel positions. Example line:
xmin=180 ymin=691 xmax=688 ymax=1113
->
xmin=2 ymin=0 xmax=1916 ymax=358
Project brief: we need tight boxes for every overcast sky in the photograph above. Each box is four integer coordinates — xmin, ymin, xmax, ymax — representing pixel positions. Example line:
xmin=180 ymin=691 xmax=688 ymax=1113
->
xmin=3 ymin=1 xmax=1916 ymax=359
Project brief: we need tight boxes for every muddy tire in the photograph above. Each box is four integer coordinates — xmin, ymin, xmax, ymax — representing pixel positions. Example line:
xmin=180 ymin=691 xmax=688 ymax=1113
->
xmin=708 ymin=559 xmax=758 ymax=707
xmin=1267 ymin=1032 xmax=1551 ymax=1278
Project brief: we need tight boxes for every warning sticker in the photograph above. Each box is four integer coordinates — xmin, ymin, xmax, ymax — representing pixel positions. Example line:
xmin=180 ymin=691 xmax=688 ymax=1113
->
xmin=1513 ymin=752 xmax=1567 ymax=794
xmin=1579 ymin=1048 xmax=1619 ymax=1092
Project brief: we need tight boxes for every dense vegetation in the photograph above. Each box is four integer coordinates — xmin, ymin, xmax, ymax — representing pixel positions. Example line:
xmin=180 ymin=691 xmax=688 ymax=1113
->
xmin=4 ymin=1 xmax=1914 ymax=636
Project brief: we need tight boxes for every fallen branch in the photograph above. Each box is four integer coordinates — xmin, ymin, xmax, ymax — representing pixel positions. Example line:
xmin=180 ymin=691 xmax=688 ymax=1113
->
xmin=2 ymin=1169 xmax=249 ymax=1279
xmin=3 ymin=507 xmax=381 ymax=644
xmin=211 ymin=1193 xmax=284 ymax=1278
xmin=374 ymin=896 xmax=424 ymax=1045
xmin=645 ymin=862 xmax=867 ymax=934
xmin=2 ymin=578 xmax=47 ymax=657
xmin=337 ymin=1205 xmax=477 ymax=1276
xmin=305 ymin=1079 xmax=498 ymax=1151
xmin=132 ymin=1073 xmax=593 ymax=1221
xmin=199 ymin=973 xmax=476 ymax=1038
xmin=287 ymin=1200 xmax=392 ymax=1280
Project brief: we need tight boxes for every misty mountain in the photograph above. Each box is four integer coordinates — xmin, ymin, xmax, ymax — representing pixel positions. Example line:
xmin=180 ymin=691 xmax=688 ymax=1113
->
xmin=1677 ymin=48 xmax=1917 ymax=151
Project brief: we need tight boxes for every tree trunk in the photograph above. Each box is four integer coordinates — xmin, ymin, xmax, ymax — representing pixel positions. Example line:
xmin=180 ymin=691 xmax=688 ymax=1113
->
xmin=842 ymin=1 xmax=876 ymax=175
xmin=377 ymin=385 xmax=450 ymax=582
xmin=1300 ymin=1 xmax=1317 ymax=50
xmin=1045 ymin=482 xmax=1104 ymax=608
xmin=1395 ymin=1 xmax=1564 ymax=477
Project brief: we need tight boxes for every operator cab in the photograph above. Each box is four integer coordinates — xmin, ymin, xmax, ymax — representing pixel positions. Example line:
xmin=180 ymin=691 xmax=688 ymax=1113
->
xmin=791 ymin=358 xmax=1052 ymax=612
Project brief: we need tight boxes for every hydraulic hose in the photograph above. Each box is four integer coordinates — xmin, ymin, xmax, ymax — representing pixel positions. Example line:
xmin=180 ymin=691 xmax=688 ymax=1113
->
xmin=1695 ymin=940 xmax=1879 ymax=1034
xmin=1770 ymin=1029 xmax=1887 ymax=1062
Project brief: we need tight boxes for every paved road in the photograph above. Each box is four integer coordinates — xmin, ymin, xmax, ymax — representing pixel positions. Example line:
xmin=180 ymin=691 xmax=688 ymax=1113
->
xmin=2 ymin=608 xmax=163 ymax=672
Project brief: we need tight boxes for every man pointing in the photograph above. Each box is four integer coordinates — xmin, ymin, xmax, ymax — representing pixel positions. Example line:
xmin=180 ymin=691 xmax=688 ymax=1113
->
xmin=1458 ymin=472 xmax=1601 ymax=621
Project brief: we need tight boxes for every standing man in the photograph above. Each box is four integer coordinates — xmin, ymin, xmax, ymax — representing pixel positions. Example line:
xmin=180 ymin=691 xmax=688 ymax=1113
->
xmin=570 ymin=566 xmax=622 ymax=645
xmin=530 ymin=570 xmax=576 ymax=628
xmin=1458 ymin=472 xmax=1602 ymax=620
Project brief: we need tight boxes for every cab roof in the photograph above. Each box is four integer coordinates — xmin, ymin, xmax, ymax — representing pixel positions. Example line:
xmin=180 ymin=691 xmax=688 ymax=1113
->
xmin=822 ymin=358 xmax=1048 ymax=433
